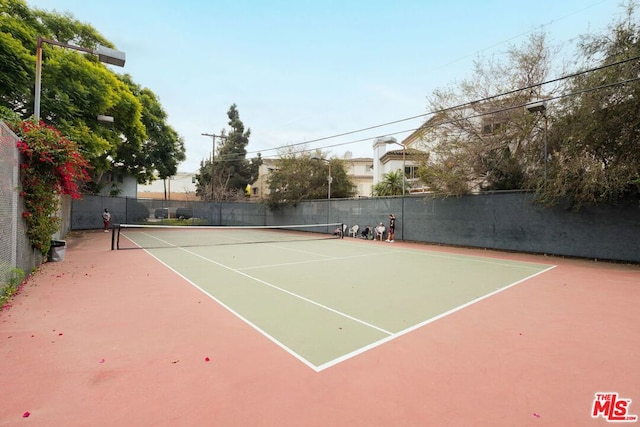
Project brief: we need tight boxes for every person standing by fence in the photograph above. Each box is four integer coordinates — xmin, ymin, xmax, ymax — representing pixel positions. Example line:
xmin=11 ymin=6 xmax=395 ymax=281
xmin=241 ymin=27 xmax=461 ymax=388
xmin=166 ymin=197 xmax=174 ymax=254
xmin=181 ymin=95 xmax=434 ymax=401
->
xmin=386 ymin=214 xmax=396 ymax=242
xmin=102 ymin=209 xmax=111 ymax=232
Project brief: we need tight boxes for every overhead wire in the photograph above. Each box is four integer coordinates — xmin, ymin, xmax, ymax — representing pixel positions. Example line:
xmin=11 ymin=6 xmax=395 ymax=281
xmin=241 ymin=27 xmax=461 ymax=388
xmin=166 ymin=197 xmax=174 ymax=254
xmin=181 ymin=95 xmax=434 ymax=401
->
xmin=244 ymin=53 xmax=640 ymax=158
xmin=242 ymin=0 xmax=623 ymax=157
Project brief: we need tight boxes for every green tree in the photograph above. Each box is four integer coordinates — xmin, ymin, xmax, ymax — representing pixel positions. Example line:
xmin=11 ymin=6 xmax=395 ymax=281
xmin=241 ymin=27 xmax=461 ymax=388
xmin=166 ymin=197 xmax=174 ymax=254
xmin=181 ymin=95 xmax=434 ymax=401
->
xmin=196 ymin=104 xmax=262 ymax=200
xmin=265 ymin=150 xmax=355 ymax=208
xmin=218 ymin=104 xmax=261 ymax=192
xmin=372 ymin=170 xmax=406 ymax=196
xmin=415 ymin=157 xmax=471 ymax=196
xmin=0 ymin=0 xmax=42 ymax=111
xmin=531 ymin=2 xmax=640 ymax=207
xmin=316 ymin=157 xmax=355 ymax=200
xmin=418 ymin=32 xmax=555 ymax=194
xmin=0 ymin=0 xmax=185 ymax=190
xmin=121 ymin=75 xmax=186 ymax=185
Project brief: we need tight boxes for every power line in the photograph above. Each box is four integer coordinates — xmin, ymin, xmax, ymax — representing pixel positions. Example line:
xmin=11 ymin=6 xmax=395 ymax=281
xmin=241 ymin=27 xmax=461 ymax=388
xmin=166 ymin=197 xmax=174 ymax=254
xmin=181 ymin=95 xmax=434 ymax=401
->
xmin=246 ymin=53 xmax=640 ymax=157
xmin=243 ymin=1 xmax=621 ymax=157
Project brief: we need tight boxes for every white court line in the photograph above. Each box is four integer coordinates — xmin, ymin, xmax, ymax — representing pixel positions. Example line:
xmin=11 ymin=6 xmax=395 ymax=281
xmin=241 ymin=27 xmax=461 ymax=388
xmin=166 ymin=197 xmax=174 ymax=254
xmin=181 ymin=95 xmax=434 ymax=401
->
xmin=131 ymin=246 xmax=320 ymax=371
xmin=238 ymin=251 xmax=396 ymax=271
xmin=131 ymin=229 xmax=395 ymax=271
xmin=315 ymin=264 xmax=557 ymax=371
xmin=338 ymin=238 xmax=551 ymax=270
xmin=129 ymin=230 xmax=393 ymax=336
xmin=125 ymin=232 xmax=556 ymax=371
xmin=223 ymin=234 xmax=340 ymax=259
xmin=261 ymin=240 xmax=339 ymax=258
xmin=178 ymin=246 xmax=393 ymax=336
xmin=134 ymin=228 xmax=343 ymax=259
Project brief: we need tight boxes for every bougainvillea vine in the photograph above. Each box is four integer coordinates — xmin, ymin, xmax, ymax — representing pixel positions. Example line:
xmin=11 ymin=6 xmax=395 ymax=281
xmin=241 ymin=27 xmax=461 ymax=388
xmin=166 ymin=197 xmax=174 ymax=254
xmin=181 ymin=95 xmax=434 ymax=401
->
xmin=14 ymin=120 xmax=90 ymax=256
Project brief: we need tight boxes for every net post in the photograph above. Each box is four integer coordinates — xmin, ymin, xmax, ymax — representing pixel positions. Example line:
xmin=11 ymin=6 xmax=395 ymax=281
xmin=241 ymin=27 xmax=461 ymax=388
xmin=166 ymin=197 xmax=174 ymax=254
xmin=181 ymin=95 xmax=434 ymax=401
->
xmin=341 ymin=223 xmax=344 ymax=239
xmin=110 ymin=225 xmax=116 ymax=250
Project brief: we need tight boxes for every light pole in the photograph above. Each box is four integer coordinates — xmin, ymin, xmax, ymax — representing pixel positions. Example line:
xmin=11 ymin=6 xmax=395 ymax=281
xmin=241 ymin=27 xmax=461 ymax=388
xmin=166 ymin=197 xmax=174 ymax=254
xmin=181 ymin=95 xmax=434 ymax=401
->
xmin=384 ymin=139 xmax=407 ymax=241
xmin=526 ymin=100 xmax=548 ymax=183
xmin=311 ymin=157 xmax=332 ymax=199
xmin=34 ymin=37 xmax=125 ymax=120
xmin=201 ymin=131 xmax=226 ymax=199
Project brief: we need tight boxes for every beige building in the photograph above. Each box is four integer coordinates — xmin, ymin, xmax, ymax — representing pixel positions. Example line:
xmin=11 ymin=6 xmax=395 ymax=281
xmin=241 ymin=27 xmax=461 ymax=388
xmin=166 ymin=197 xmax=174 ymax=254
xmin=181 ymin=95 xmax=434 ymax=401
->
xmin=250 ymin=158 xmax=278 ymax=200
xmin=137 ymin=172 xmax=198 ymax=201
xmin=372 ymin=135 xmax=426 ymax=194
xmin=138 ymin=139 xmax=426 ymax=200
xmin=344 ymin=155 xmax=374 ymax=198
xmin=249 ymin=154 xmax=375 ymax=200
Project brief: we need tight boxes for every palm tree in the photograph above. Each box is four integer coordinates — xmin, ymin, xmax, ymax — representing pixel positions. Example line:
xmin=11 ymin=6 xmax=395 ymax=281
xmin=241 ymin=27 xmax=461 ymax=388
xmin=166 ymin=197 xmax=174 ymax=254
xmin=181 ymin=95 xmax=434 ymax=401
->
xmin=373 ymin=170 xmax=406 ymax=196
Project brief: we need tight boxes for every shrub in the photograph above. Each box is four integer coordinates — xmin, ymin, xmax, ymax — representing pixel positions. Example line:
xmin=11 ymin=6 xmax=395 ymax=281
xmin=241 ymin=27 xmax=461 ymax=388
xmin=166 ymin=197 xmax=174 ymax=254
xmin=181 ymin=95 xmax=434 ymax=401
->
xmin=13 ymin=120 xmax=90 ymax=255
xmin=0 ymin=268 xmax=26 ymax=311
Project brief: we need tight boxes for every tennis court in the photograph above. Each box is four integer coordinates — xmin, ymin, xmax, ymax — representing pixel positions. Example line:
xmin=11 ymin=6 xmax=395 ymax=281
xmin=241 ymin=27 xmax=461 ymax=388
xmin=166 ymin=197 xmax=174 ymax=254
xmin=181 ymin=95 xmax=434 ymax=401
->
xmin=114 ymin=224 xmax=553 ymax=371
xmin=2 ymin=228 xmax=638 ymax=426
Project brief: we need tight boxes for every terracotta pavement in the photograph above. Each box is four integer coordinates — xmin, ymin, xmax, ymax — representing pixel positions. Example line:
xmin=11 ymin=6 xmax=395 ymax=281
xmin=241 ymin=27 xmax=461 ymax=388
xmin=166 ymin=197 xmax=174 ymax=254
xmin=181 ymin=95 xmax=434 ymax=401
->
xmin=1 ymin=230 xmax=639 ymax=426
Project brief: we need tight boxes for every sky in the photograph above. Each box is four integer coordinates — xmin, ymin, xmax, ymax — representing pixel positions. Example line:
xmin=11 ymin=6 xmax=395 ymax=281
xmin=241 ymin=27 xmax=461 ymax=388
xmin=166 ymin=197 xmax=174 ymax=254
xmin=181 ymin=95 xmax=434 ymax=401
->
xmin=26 ymin=0 xmax=626 ymax=173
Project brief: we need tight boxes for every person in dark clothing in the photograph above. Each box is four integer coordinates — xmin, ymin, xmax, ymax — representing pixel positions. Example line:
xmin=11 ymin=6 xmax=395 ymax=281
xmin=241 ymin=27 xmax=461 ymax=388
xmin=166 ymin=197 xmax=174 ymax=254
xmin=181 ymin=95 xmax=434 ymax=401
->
xmin=386 ymin=214 xmax=396 ymax=242
xmin=360 ymin=227 xmax=370 ymax=239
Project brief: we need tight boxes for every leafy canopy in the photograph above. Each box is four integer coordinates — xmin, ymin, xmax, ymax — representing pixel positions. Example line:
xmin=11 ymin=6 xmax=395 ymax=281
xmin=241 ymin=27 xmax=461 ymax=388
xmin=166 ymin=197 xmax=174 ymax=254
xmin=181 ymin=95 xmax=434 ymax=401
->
xmin=417 ymin=3 xmax=640 ymax=207
xmin=533 ymin=2 xmax=640 ymax=207
xmin=0 ymin=0 xmax=185 ymax=188
xmin=265 ymin=149 xmax=355 ymax=208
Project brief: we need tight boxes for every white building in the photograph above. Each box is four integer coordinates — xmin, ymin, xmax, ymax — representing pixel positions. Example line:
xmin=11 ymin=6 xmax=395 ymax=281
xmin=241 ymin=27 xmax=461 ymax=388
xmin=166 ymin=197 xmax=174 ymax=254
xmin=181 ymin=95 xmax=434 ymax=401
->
xmin=372 ymin=136 xmax=424 ymax=193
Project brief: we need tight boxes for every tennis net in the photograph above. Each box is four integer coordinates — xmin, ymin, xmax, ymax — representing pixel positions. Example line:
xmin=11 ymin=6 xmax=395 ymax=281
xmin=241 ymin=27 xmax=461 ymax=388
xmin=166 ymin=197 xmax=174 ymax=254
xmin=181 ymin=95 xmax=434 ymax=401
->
xmin=111 ymin=222 xmax=345 ymax=250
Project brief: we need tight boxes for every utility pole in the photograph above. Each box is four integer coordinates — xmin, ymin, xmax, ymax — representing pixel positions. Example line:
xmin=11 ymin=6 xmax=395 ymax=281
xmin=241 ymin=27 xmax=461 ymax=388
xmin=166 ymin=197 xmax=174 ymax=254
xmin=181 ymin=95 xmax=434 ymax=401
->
xmin=201 ymin=130 xmax=226 ymax=200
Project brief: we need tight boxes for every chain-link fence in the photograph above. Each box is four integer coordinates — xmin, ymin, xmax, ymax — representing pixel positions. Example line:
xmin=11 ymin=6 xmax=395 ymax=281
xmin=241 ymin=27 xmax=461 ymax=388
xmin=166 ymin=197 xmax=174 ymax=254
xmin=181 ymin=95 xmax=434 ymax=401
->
xmin=73 ymin=192 xmax=640 ymax=263
xmin=72 ymin=196 xmax=270 ymax=229
xmin=0 ymin=122 xmax=43 ymax=286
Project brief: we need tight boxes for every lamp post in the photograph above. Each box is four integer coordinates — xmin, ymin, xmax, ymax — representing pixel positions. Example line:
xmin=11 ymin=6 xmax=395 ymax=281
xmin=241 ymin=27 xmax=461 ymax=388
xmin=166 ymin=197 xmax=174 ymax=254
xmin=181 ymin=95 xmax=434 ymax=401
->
xmin=96 ymin=115 xmax=114 ymax=124
xmin=384 ymin=139 xmax=407 ymax=241
xmin=311 ymin=157 xmax=332 ymax=199
xmin=34 ymin=37 xmax=125 ymax=120
xmin=526 ymin=100 xmax=548 ymax=183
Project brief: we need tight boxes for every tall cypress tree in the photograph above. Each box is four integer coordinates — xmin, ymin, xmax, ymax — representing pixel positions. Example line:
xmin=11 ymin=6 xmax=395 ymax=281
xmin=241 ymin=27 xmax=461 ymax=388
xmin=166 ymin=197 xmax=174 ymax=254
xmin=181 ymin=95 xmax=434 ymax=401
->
xmin=197 ymin=104 xmax=262 ymax=200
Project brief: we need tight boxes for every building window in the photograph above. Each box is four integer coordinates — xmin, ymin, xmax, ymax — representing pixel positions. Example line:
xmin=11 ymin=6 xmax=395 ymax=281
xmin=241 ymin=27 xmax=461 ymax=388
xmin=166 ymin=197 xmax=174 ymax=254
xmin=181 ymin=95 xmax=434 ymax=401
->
xmin=106 ymin=172 xmax=124 ymax=183
xmin=404 ymin=166 xmax=418 ymax=180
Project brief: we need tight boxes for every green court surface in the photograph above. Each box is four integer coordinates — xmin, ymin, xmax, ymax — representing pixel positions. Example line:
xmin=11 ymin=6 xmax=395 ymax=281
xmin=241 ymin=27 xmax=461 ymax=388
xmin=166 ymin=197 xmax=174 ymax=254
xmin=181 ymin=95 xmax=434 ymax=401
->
xmin=121 ymin=229 xmax=553 ymax=371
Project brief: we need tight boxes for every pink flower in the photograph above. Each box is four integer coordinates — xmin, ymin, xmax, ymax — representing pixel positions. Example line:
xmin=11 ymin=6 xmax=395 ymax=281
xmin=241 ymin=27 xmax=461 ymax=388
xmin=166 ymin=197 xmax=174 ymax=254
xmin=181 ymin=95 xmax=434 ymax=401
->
xmin=23 ymin=411 xmax=30 ymax=418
